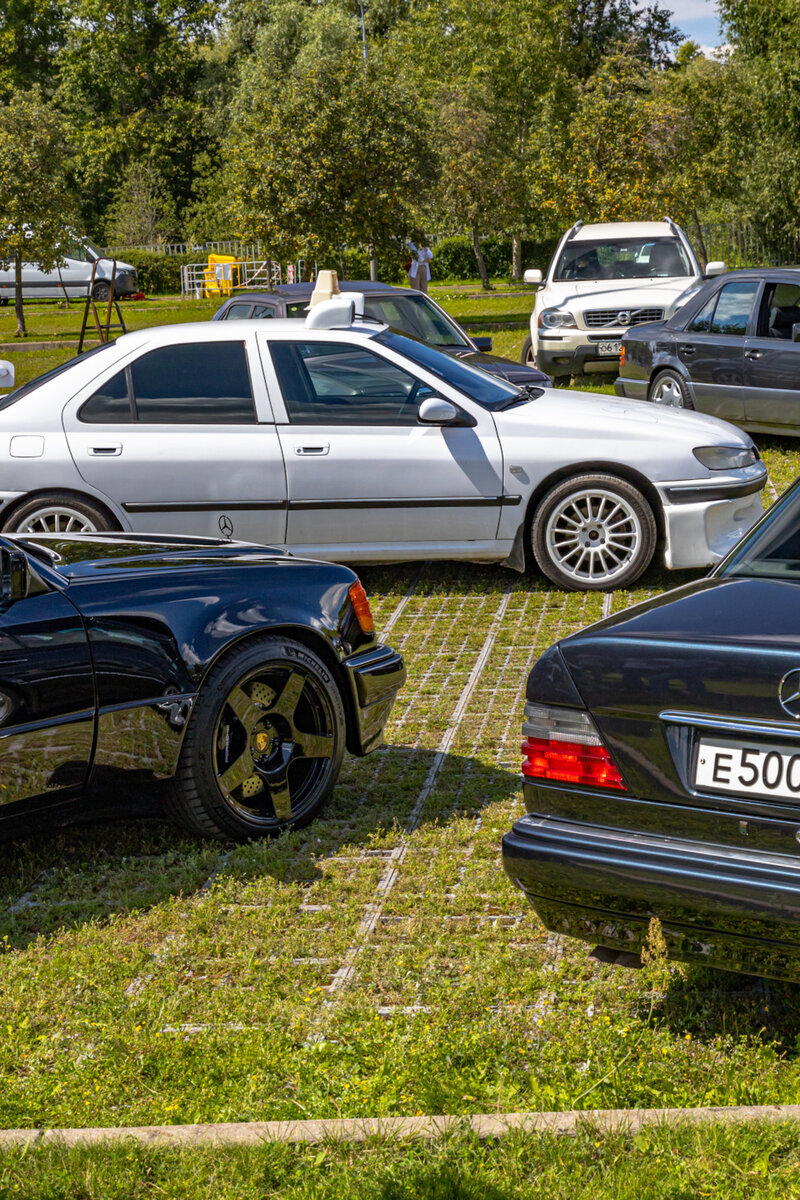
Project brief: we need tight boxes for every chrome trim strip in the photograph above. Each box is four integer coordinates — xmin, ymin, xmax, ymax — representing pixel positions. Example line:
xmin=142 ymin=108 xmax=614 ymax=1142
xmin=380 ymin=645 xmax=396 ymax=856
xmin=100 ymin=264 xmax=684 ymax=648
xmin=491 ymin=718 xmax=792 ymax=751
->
xmin=661 ymin=709 xmax=800 ymax=740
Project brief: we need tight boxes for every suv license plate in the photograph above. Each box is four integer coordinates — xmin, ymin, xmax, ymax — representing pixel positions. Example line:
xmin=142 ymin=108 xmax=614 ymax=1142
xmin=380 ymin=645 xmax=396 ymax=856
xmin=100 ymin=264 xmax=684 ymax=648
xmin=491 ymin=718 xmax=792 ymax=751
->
xmin=695 ymin=736 xmax=800 ymax=801
xmin=597 ymin=341 xmax=621 ymax=356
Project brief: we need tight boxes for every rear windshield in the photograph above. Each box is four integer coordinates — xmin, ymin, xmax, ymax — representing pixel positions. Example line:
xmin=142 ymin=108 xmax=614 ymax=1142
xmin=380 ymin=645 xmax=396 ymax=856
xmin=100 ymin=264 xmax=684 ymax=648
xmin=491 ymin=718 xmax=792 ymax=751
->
xmin=554 ymin=237 xmax=692 ymax=281
xmin=0 ymin=342 xmax=119 ymax=409
xmin=374 ymin=331 xmax=521 ymax=409
xmin=721 ymin=480 xmax=800 ymax=579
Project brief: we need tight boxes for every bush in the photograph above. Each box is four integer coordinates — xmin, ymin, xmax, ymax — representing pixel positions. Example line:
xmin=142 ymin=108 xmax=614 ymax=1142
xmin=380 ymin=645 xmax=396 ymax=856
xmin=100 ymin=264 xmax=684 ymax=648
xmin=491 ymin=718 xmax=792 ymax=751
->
xmin=121 ymin=250 xmax=198 ymax=295
xmin=430 ymin=234 xmax=560 ymax=281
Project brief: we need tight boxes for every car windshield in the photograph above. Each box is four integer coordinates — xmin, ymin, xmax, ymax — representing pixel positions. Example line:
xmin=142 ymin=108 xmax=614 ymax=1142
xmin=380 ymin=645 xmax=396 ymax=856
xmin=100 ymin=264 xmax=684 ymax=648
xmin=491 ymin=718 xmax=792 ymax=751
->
xmin=721 ymin=480 xmax=800 ymax=580
xmin=554 ymin=237 xmax=692 ymax=281
xmin=0 ymin=342 xmax=119 ymax=410
xmin=375 ymin=331 xmax=522 ymax=409
xmin=361 ymin=294 xmax=470 ymax=347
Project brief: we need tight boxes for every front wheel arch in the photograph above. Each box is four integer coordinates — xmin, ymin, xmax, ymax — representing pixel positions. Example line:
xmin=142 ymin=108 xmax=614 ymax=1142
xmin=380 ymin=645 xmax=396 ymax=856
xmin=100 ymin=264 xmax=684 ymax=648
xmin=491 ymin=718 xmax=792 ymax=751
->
xmin=522 ymin=461 xmax=665 ymax=552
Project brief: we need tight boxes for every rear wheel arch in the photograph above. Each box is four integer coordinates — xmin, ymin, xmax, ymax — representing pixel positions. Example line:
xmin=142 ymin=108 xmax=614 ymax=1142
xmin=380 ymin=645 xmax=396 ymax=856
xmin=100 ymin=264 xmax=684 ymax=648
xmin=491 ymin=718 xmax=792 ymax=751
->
xmin=1 ymin=488 xmax=122 ymax=534
xmin=648 ymin=365 xmax=696 ymax=409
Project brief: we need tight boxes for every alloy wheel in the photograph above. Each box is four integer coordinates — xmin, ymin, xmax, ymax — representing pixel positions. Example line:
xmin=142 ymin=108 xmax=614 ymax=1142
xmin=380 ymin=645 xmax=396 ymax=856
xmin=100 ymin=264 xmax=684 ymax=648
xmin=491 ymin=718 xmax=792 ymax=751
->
xmin=544 ymin=487 xmax=642 ymax=586
xmin=651 ymin=376 xmax=686 ymax=407
xmin=15 ymin=506 xmax=101 ymax=534
xmin=213 ymin=664 xmax=336 ymax=828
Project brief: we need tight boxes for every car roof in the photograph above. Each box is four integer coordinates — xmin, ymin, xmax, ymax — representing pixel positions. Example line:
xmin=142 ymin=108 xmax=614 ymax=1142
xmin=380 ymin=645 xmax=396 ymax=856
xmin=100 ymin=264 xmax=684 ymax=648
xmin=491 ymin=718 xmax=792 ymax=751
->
xmin=111 ymin=318 xmax=386 ymax=352
xmin=703 ymin=267 xmax=800 ymax=281
xmin=221 ymin=281 xmax=417 ymax=304
xmin=573 ymin=221 xmax=675 ymax=241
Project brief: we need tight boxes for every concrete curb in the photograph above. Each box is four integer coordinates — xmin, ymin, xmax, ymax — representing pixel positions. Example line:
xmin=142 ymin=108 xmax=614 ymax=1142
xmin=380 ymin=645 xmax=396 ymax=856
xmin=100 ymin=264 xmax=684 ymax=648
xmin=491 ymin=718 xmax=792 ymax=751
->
xmin=0 ymin=340 xmax=101 ymax=354
xmin=4 ymin=1105 xmax=800 ymax=1149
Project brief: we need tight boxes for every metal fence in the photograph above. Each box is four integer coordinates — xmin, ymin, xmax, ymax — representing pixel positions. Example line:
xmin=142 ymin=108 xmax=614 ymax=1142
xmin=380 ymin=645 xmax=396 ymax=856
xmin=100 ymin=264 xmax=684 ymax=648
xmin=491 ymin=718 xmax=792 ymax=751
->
xmin=697 ymin=223 xmax=800 ymax=269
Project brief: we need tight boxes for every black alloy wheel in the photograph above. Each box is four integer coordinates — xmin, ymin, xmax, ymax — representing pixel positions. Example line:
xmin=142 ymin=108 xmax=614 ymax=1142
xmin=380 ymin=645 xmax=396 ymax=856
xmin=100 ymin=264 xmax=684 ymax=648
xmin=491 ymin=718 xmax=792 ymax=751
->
xmin=91 ymin=281 xmax=111 ymax=302
xmin=168 ymin=636 xmax=346 ymax=841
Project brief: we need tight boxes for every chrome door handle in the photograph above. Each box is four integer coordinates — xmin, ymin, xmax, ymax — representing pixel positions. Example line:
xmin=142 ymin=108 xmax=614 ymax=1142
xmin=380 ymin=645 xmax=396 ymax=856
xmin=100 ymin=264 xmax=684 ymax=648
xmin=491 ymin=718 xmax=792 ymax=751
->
xmin=745 ymin=349 xmax=762 ymax=360
xmin=294 ymin=444 xmax=329 ymax=455
xmin=88 ymin=444 xmax=122 ymax=456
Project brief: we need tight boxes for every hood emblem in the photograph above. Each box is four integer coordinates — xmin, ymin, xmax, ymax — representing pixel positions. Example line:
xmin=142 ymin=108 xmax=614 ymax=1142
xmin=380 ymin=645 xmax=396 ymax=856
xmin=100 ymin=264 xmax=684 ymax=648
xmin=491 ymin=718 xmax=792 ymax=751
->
xmin=219 ymin=515 xmax=234 ymax=540
xmin=617 ymin=310 xmax=632 ymax=325
xmin=779 ymin=669 xmax=800 ymax=719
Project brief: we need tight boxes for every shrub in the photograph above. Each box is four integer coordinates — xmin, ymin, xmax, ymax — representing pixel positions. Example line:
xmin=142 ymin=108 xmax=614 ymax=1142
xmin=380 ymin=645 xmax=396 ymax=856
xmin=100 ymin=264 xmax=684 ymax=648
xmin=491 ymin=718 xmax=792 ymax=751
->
xmin=430 ymin=234 xmax=560 ymax=281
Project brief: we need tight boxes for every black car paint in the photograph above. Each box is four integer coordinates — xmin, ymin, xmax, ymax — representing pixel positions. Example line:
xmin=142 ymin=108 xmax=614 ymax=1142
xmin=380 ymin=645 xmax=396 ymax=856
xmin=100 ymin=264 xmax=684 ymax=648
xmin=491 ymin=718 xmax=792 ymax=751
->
xmin=212 ymin=283 xmax=551 ymax=387
xmin=615 ymin=267 xmax=800 ymax=433
xmin=0 ymin=534 xmax=404 ymax=833
xmin=502 ymin=504 xmax=800 ymax=979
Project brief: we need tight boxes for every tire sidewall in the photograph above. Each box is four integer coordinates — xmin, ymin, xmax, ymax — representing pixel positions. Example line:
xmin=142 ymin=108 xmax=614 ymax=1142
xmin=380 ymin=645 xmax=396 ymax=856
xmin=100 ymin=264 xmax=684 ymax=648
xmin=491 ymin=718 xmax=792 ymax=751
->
xmin=531 ymin=473 xmax=657 ymax=591
xmin=182 ymin=636 xmax=346 ymax=841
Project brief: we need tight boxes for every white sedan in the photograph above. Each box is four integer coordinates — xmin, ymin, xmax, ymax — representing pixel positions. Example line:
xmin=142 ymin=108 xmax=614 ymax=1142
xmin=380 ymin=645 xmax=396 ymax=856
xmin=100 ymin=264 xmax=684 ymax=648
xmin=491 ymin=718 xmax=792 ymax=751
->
xmin=0 ymin=294 xmax=767 ymax=589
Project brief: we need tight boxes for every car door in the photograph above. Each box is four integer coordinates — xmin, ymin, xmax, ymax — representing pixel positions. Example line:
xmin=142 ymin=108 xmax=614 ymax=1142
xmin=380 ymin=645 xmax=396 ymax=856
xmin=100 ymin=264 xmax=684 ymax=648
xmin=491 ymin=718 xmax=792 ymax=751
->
xmin=260 ymin=333 xmax=504 ymax=556
xmin=743 ymin=279 xmax=800 ymax=428
xmin=674 ymin=279 xmax=760 ymax=420
xmin=62 ymin=333 xmax=288 ymax=545
xmin=0 ymin=543 xmax=95 ymax=809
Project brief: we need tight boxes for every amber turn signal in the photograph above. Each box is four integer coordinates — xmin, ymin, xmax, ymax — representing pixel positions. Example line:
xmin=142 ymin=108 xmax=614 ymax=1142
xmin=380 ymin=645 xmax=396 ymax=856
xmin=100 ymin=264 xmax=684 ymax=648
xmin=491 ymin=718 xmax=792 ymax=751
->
xmin=619 ymin=344 xmax=626 ymax=368
xmin=348 ymin=580 xmax=375 ymax=635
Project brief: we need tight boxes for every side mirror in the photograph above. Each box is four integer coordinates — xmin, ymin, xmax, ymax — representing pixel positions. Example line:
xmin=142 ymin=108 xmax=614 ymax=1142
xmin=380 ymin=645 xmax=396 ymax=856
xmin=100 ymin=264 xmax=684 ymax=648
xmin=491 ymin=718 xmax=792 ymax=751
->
xmin=523 ymin=269 xmax=543 ymax=285
xmin=792 ymin=323 xmax=800 ymax=343
xmin=471 ymin=336 xmax=493 ymax=352
xmin=418 ymin=396 xmax=459 ymax=425
xmin=0 ymin=548 xmax=29 ymax=605
xmin=0 ymin=361 xmax=14 ymax=390
xmin=705 ymin=261 xmax=726 ymax=277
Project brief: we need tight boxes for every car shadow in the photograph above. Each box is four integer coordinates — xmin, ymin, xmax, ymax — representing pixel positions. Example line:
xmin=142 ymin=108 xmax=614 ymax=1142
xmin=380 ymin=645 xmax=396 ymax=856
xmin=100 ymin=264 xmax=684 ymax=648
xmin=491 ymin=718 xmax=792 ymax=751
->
xmin=0 ymin=747 xmax=522 ymax=952
xmin=647 ymin=964 xmax=800 ymax=1054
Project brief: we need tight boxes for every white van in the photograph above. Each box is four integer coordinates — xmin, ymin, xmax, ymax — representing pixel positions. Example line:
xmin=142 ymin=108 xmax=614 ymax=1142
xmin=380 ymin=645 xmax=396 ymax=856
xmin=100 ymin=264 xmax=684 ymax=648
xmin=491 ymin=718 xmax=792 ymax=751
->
xmin=0 ymin=239 xmax=138 ymax=303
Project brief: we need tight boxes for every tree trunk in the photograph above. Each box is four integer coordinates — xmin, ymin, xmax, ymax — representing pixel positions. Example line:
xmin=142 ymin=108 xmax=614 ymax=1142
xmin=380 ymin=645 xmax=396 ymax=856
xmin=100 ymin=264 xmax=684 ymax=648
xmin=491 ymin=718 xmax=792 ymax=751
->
xmin=512 ymin=233 xmax=523 ymax=280
xmin=369 ymin=251 xmax=378 ymax=281
xmin=692 ymin=208 xmax=708 ymax=272
xmin=14 ymin=250 xmax=25 ymax=337
xmin=472 ymin=225 xmax=492 ymax=290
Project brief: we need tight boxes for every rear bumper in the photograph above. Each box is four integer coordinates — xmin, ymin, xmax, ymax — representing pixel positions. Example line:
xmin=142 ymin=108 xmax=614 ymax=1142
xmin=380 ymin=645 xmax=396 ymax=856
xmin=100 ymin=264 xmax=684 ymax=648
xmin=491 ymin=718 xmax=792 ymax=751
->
xmin=614 ymin=375 xmax=648 ymax=400
xmin=343 ymin=643 xmax=406 ymax=754
xmin=503 ymin=811 xmax=800 ymax=980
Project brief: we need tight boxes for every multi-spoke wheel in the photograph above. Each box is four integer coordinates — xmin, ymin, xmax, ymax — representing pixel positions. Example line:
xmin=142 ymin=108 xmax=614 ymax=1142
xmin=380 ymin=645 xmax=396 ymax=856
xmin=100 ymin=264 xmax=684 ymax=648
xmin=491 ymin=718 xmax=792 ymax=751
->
xmin=531 ymin=473 xmax=657 ymax=591
xmin=3 ymin=492 xmax=114 ymax=535
xmin=648 ymin=369 xmax=694 ymax=409
xmin=168 ymin=636 xmax=346 ymax=841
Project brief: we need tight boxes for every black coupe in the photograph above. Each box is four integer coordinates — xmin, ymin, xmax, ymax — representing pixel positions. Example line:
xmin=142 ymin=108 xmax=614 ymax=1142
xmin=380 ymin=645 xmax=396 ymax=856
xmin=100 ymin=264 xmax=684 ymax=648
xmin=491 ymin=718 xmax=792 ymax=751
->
xmin=212 ymin=281 xmax=551 ymax=388
xmin=615 ymin=267 xmax=800 ymax=436
xmin=0 ymin=533 xmax=404 ymax=841
xmin=503 ymin=479 xmax=800 ymax=981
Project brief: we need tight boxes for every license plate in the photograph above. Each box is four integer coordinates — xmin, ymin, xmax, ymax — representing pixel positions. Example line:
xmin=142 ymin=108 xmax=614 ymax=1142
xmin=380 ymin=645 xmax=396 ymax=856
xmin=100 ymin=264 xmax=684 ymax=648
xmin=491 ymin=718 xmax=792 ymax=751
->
xmin=597 ymin=341 xmax=621 ymax=356
xmin=695 ymin=736 xmax=800 ymax=802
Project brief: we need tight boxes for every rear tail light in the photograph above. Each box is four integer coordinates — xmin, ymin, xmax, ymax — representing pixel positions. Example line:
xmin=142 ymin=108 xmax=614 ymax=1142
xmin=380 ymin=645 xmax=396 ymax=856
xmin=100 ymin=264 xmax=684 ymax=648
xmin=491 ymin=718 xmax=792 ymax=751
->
xmin=348 ymin=580 xmax=375 ymax=635
xmin=521 ymin=702 xmax=626 ymax=791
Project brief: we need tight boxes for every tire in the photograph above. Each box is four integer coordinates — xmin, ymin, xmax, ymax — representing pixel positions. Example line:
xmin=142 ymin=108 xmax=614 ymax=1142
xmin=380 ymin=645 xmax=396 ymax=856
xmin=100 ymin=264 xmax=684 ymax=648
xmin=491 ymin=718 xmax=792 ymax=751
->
xmin=2 ymin=491 xmax=116 ymax=535
xmin=521 ymin=335 xmax=535 ymax=367
xmin=167 ymin=635 xmax=346 ymax=842
xmin=92 ymin=281 xmax=111 ymax=302
xmin=531 ymin=473 xmax=657 ymax=591
xmin=648 ymin=369 xmax=694 ymax=410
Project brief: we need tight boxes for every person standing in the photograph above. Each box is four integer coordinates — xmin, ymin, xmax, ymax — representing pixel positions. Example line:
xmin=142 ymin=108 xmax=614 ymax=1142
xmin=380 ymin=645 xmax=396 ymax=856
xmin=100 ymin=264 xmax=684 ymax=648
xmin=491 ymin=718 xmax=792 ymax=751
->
xmin=406 ymin=240 xmax=433 ymax=294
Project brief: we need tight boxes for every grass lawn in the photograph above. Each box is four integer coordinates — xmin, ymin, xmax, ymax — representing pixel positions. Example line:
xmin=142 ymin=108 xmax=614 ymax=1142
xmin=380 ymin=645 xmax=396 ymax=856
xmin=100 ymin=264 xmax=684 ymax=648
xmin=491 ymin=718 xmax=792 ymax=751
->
xmin=1 ymin=284 xmax=800 ymax=1193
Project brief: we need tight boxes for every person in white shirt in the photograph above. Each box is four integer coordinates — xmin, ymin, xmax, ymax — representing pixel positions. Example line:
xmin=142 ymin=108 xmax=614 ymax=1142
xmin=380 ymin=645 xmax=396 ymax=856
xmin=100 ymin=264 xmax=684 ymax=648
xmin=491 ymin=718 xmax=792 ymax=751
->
xmin=406 ymin=240 xmax=433 ymax=294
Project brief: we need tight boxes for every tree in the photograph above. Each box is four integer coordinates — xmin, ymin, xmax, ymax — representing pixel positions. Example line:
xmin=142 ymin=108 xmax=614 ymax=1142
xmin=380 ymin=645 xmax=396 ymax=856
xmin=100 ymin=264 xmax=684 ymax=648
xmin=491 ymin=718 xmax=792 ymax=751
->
xmin=0 ymin=88 xmax=76 ymax=335
xmin=104 ymin=162 xmax=178 ymax=248
xmin=0 ymin=0 xmax=68 ymax=98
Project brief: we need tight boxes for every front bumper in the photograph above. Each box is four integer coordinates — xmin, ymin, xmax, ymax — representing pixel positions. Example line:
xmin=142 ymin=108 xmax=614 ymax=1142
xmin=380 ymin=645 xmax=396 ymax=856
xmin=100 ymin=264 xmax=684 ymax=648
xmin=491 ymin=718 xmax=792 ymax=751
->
xmin=503 ymin=810 xmax=800 ymax=980
xmin=657 ymin=471 xmax=766 ymax=569
xmin=535 ymin=333 xmax=623 ymax=378
xmin=343 ymin=642 xmax=406 ymax=755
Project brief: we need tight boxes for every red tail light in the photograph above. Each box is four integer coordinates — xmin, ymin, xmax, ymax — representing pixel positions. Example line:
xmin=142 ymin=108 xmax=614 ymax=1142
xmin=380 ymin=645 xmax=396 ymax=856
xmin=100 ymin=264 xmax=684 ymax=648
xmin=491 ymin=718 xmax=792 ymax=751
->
xmin=521 ymin=702 xmax=626 ymax=792
xmin=348 ymin=580 xmax=374 ymax=635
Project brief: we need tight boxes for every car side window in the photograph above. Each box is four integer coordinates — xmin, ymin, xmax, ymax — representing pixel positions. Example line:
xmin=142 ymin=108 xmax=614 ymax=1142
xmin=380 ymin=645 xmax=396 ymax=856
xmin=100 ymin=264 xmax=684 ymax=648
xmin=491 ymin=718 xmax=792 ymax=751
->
xmin=79 ymin=368 xmax=133 ymax=422
xmin=223 ymin=303 xmax=254 ymax=320
xmin=756 ymin=282 xmax=800 ymax=339
xmin=285 ymin=302 xmax=308 ymax=319
xmin=709 ymin=280 xmax=760 ymax=336
xmin=687 ymin=293 xmax=718 ymax=333
xmin=269 ymin=341 xmax=425 ymax=425
xmin=130 ymin=343 xmax=256 ymax=423
xmin=251 ymin=304 xmax=277 ymax=319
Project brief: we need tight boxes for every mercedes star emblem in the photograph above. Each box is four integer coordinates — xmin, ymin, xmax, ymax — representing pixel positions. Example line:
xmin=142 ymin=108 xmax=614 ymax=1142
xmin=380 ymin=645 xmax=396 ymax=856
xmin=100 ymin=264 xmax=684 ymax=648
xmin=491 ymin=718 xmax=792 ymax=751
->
xmin=617 ymin=310 xmax=632 ymax=325
xmin=218 ymin=515 xmax=234 ymax=540
xmin=779 ymin=668 xmax=800 ymax=719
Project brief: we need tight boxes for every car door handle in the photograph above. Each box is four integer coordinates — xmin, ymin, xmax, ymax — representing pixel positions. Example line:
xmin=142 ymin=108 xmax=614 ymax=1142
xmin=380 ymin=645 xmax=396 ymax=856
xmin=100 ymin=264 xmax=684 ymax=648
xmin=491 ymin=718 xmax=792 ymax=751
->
xmin=88 ymin=444 xmax=122 ymax=456
xmin=679 ymin=344 xmax=696 ymax=355
xmin=294 ymin=444 xmax=329 ymax=455
xmin=744 ymin=349 xmax=762 ymax=360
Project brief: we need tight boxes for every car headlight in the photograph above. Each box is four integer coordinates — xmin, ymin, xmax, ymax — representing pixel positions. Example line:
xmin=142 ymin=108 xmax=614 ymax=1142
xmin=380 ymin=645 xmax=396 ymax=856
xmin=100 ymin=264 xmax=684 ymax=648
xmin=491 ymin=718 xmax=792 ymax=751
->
xmin=539 ymin=308 xmax=576 ymax=329
xmin=693 ymin=445 xmax=759 ymax=471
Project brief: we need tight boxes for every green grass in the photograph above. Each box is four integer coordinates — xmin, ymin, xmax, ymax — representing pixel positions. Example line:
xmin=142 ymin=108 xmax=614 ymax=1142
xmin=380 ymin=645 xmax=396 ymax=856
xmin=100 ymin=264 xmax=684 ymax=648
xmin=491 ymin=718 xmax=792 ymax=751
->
xmin=4 ymin=1120 xmax=800 ymax=1197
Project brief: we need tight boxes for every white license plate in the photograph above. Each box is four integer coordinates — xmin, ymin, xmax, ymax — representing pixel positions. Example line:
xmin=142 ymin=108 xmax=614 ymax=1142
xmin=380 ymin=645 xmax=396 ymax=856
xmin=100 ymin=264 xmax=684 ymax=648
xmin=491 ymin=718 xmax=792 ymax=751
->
xmin=695 ymin=736 xmax=800 ymax=801
xmin=597 ymin=341 xmax=621 ymax=356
